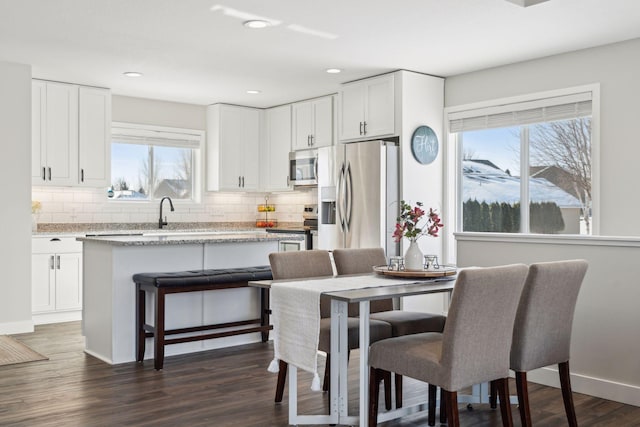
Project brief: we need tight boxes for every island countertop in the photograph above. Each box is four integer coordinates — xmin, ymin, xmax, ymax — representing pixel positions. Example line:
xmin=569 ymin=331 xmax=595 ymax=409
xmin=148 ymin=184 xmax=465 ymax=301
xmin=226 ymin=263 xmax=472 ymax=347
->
xmin=77 ymin=231 xmax=303 ymax=246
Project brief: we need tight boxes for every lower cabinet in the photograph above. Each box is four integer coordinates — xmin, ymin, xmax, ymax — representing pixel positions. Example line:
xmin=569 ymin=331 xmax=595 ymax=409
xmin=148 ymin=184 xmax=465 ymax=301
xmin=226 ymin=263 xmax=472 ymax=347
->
xmin=32 ymin=237 xmax=83 ymax=324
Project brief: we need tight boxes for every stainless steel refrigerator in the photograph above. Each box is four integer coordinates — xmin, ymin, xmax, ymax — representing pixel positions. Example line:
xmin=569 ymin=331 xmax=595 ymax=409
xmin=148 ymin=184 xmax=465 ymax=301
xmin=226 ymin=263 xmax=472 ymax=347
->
xmin=317 ymin=140 xmax=399 ymax=256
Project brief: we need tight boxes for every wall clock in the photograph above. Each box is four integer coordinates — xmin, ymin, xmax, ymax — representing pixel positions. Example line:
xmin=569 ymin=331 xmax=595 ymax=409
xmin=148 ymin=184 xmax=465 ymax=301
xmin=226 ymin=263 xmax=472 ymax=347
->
xmin=410 ymin=125 xmax=439 ymax=165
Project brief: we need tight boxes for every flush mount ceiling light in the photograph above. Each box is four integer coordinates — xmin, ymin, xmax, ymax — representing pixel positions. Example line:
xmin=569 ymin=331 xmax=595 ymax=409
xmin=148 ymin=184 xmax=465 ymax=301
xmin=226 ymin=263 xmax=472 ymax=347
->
xmin=326 ymin=68 xmax=342 ymax=74
xmin=243 ymin=20 xmax=271 ymax=29
xmin=123 ymin=71 xmax=143 ymax=77
xmin=505 ymin=0 xmax=550 ymax=7
xmin=246 ymin=90 xmax=261 ymax=94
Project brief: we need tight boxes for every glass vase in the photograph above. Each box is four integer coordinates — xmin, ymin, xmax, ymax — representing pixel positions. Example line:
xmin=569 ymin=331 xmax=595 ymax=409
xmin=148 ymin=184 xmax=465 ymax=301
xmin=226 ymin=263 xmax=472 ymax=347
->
xmin=404 ymin=240 xmax=424 ymax=271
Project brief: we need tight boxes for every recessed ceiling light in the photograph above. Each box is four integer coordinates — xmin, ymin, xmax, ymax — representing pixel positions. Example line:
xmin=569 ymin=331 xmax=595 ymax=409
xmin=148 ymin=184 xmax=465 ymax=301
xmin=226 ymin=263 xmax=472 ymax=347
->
xmin=246 ymin=90 xmax=261 ymax=94
xmin=243 ymin=20 xmax=271 ymax=29
xmin=326 ymin=68 xmax=342 ymax=74
xmin=505 ymin=0 xmax=550 ymax=7
xmin=123 ymin=71 xmax=143 ymax=77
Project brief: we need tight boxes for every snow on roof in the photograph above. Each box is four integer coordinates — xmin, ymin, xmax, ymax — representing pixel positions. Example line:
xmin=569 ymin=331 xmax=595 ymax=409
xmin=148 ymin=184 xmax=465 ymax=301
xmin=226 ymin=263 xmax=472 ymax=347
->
xmin=463 ymin=160 xmax=581 ymax=207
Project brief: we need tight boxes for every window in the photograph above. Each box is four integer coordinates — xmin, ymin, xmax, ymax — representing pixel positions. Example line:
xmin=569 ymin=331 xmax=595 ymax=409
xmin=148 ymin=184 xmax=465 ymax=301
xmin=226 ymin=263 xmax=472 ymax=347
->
xmin=448 ymin=89 xmax=595 ymax=235
xmin=110 ymin=123 xmax=203 ymax=202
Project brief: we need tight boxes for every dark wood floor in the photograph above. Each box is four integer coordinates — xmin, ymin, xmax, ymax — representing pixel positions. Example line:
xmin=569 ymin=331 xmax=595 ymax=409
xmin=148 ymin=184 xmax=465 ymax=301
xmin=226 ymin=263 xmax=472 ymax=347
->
xmin=1 ymin=322 xmax=638 ymax=426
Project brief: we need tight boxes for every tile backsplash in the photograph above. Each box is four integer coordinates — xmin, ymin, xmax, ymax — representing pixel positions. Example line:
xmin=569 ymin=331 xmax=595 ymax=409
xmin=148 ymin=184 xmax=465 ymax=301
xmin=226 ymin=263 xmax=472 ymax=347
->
xmin=32 ymin=186 xmax=316 ymax=225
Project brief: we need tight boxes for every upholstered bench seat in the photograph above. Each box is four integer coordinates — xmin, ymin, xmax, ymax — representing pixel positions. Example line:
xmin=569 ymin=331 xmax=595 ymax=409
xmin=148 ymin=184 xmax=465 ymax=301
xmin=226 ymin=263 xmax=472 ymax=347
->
xmin=133 ymin=265 xmax=273 ymax=370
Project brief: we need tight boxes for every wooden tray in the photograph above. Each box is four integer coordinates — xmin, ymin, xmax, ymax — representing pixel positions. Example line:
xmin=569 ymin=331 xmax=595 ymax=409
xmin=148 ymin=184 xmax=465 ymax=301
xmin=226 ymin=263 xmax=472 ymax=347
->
xmin=372 ymin=265 xmax=457 ymax=278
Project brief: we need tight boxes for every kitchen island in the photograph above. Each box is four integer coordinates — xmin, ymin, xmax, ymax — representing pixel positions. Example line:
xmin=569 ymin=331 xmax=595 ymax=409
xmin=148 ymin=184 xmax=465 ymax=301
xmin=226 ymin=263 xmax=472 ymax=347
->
xmin=78 ymin=232 xmax=303 ymax=365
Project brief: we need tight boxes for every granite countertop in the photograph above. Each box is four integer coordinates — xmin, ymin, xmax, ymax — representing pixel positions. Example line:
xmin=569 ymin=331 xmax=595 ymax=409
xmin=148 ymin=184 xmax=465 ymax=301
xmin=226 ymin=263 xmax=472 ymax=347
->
xmin=77 ymin=232 xmax=304 ymax=246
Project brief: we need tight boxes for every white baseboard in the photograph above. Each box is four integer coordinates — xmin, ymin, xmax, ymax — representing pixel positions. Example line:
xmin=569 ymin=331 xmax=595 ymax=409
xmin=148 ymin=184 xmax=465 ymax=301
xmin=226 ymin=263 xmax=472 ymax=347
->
xmin=0 ymin=319 xmax=35 ymax=335
xmin=32 ymin=310 xmax=82 ymax=325
xmin=83 ymin=348 xmax=113 ymax=365
xmin=527 ymin=367 xmax=640 ymax=407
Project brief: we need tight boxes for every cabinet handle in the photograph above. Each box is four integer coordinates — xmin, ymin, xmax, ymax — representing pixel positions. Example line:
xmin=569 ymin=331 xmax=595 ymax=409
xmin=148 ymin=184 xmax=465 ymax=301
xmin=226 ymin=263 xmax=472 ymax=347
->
xmin=286 ymin=175 xmax=290 ymax=186
xmin=81 ymin=168 xmax=84 ymax=182
xmin=238 ymin=176 xmax=241 ymax=187
xmin=42 ymin=167 xmax=46 ymax=181
xmin=363 ymin=121 xmax=367 ymax=135
xmin=310 ymin=135 xmax=314 ymax=146
xmin=56 ymin=255 xmax=61 ymax=269
xmin=50 ymin=255 xmax=55 ymax=270
xmin=48 ymin=167 xmax=52 ymax=181
xmin=242 ymin=176 xmax=245 ymax=187
xmin=359 ymin=122 xmax=363 ymax=135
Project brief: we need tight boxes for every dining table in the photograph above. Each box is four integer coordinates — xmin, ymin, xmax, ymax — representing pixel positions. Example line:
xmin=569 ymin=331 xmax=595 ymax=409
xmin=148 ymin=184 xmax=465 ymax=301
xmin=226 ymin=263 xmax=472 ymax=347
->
xmin=250 ymin=271 xmax=464 ymax=427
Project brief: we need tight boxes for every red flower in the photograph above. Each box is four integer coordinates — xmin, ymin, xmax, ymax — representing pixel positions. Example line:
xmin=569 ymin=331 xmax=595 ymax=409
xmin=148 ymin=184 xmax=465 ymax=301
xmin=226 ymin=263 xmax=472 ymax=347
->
xmin=394 ymin=201 xmax=443 ymax=243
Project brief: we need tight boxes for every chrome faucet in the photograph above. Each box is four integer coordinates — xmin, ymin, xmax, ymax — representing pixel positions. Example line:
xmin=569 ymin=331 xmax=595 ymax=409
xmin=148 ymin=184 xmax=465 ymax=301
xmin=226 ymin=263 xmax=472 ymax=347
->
xmin=158 ymin=197 xmax=174 ymax=229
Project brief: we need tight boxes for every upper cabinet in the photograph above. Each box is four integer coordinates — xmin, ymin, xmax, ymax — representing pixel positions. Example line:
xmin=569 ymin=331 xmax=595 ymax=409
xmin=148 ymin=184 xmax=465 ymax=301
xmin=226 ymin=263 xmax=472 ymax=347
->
xmin=32 ymin=80 xmax=111 ymax=187
xmin=338 ymin=74 xmax=395 ymax=142
xmin=292 ymin=95 xmax=334 ymax=150
xmin=32 ymin=80 xmax=78 ymax=186
xmin=79 ymin=86 xmax=111 ymax=187
xmin=262 ymin=105 xmax=292 ymax=192
xmin=207 ymin=104 xmax=261 ymax=192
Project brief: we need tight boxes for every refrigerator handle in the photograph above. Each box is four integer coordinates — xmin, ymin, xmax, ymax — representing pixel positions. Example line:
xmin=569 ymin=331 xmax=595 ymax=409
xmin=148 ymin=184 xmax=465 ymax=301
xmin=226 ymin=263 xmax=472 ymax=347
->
xmin=345 ymin=162 xmax=353 ymax=232
xmin=336 ymin=162 xmax=346 ymax=232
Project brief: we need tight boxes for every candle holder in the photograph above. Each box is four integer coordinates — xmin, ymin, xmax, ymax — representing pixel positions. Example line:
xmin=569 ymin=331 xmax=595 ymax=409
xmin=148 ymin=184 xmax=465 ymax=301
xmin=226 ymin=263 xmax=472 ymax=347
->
xmin=388 ymin=256 xmax=405 ymax=271
xmin=424 ymin=255 xmax=440 ymax=270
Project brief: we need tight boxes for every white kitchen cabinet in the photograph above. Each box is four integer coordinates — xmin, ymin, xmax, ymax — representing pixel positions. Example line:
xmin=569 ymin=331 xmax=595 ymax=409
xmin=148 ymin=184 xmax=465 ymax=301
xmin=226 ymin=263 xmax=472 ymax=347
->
xmin=31 ymin=80 xmax=79 ymax=185
xmin=78 ymin=86 xmax=111 ymax=187
xmin=32 ymin=80 xmax=111 ymax=187
xmin=32 ymin=237 xmax=83 ymax=324
xmin=292 ymin=95 xmax=333 ymax=150
xmin=206 ymin=104 xmax=261 ymax=191
xmin=262 ymin=104 xmax=292 ymax=192
xmin=338 ymin=74 xmax=395 ymax=142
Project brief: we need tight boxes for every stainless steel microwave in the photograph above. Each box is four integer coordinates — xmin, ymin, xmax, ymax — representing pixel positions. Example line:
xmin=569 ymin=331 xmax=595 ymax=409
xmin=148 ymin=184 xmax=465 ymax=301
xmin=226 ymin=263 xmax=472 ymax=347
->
xmin=289 ymin=150 xmax=317 ymax=187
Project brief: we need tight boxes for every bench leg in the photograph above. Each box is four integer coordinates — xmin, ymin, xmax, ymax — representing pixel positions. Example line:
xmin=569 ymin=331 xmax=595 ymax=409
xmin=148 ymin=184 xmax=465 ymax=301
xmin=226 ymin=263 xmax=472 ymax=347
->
xmin=135 ymin=285 xmax=146 ymax=362
xmin=260 ymin=287 xmax=270 ymax=342
xmin=154 ymin=288 xmax=166 ymax=370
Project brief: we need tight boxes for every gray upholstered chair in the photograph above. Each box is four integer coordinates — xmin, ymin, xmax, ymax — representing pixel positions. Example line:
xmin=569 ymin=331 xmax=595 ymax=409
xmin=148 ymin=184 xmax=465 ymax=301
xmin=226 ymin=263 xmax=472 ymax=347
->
xmin=268 ymin=250 xmax=393 ymax=405
xmin=332 ymin=247 xmax=447 ymax=407
xmin=490 ymin=259 xmax=588 ymax=427
xmin=368 ymin=264 xmax=529 ymax=427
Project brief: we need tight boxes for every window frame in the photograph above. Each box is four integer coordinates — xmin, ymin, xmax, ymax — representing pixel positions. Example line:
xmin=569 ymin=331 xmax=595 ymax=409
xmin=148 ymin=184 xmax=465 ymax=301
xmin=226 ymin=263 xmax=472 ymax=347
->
xmin=443 ymin=84 xmax=601 ymax=263
xmin=110 ymin=122 xmax=205 ymax=205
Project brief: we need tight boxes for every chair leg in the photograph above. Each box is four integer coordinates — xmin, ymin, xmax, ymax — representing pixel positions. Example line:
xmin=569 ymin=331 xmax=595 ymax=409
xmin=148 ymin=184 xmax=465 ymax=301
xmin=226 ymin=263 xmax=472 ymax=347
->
xmin=490 ymin=379 xmax=498 ymax=409
xmin=515 ymin=371 xmax=532 ymax=427
xmin=496 ymin=377 xmax=514 ymax=427
xmin=275 ymin=360 xmax=288 ymax=403
xmin=439 ymin=387 xmax=447 ymax=424
xmin=394 ymin=373 xmax=403 ymax=408
xmin=443 ymin=389 xmax=459 ymax=427
xmin=559 ymin=361 xmax=578 ymax=427
xmin=383 ymin=371 xmax=392 ymax=410
xmin=369 ymin=367 xmax=381 ymax=427
xmin=428 ymin=384 xmax=437 ymax=426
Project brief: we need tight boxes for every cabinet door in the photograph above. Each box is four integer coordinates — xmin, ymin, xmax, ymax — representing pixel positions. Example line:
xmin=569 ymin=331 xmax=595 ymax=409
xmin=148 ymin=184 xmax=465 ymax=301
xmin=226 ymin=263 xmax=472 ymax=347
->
xmin=32 ymin=253 xmax=55 ymax=313
xmin=263 ymin=105 xmax=292 ymax=191
xmin=32 ymin=81 xmax=47 ymax=184
xmin=241 ymin=108 xmax=261 ymax=191
xmin=363 ymin=75 xmax=395 ymax=138
xmin=338 ymin=83 xmax=365 ymax=141
xmin=292 ymin=101 xmax=313 ymax=150
xmin=79 ymin=86 xmax=111 ymax=187
xmin=45 ymin=82 xmax=79 ymax=185
xmin=312 ymin=96 xmax=333 ymax=148
xmin=217 ymin=106 xmax=245 ymax=190
xmin=55 ymin=253 xmax=83 ymax=311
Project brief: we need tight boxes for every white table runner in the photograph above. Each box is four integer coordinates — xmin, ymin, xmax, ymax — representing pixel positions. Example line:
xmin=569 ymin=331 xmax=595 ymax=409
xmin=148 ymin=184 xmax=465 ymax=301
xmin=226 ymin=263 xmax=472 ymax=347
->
xmin=268 ymin=275 xmax=422 ymax=390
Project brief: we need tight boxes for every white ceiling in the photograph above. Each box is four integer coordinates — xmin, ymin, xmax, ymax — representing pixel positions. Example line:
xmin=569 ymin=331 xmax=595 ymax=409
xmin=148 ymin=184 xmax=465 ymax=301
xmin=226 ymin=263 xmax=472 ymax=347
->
xmin=1 ymin=0 xmax=639 ymax=108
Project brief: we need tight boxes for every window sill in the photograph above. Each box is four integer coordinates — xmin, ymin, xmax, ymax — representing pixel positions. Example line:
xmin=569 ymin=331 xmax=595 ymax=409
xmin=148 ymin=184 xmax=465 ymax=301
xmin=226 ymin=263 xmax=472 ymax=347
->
xmin=454 ymin=232 xmax=640 ymax=248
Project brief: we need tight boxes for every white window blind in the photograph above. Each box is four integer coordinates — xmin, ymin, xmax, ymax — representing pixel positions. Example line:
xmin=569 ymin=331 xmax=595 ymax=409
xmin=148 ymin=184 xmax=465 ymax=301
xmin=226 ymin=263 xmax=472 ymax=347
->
xmin=111 ymin=125 xmax=202 ymax=148
xmin=449 ymin=92 xmax=592 ymax=133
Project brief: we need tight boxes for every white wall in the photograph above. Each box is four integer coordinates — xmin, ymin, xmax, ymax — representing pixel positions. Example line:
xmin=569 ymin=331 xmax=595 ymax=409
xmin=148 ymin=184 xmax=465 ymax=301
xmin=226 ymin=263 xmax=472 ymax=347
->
xmin=112 ymin=95 xmax=206 ymax=130
xmin=0 ymin=61 xmax=33 ymax=334
xmin=445 ymin=37 xmax=640 ymax=237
